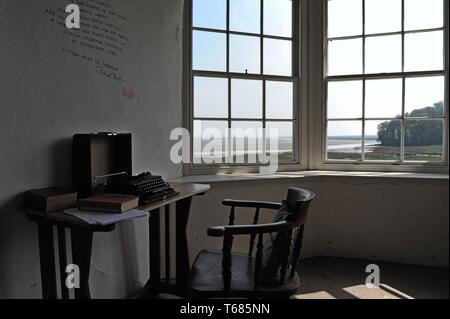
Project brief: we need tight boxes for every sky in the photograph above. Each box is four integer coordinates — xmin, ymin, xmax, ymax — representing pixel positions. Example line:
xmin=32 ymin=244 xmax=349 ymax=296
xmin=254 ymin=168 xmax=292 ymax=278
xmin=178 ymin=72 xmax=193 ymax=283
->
xmin=191 ymin=0 xmax=445 ymax=138
xmin=327 ymin=0 xmax=444 ymax=136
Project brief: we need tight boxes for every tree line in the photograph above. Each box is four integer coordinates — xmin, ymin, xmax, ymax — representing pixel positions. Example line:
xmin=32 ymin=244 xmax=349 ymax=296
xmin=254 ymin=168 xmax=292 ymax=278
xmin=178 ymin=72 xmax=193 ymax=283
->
xmin=377 ymin=101 xmax=444 ymax=146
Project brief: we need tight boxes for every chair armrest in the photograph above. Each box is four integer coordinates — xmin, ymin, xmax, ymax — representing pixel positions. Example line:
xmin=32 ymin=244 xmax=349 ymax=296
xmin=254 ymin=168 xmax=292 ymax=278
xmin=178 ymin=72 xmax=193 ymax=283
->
xmin=207 ymin=221 xmax=291 ymax=237
xmin=222 ymin=199 xmax=282 ymax=210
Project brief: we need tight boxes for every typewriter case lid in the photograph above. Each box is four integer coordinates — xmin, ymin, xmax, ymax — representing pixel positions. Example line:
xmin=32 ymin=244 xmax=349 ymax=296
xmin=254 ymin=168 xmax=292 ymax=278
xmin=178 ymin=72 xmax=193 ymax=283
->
xmin=73 ymin=133 xmax=132 ymax=198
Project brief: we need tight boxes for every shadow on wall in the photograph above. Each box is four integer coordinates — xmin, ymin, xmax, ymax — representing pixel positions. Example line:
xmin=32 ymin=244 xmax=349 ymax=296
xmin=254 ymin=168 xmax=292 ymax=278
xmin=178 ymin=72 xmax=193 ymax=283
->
xmin=0 ymin=194 xmax=39 ymax=298
xmin=50 ymin=137 xmax=73 ymax=189
xmin=0 ymin=137 xmax=73 ymax=298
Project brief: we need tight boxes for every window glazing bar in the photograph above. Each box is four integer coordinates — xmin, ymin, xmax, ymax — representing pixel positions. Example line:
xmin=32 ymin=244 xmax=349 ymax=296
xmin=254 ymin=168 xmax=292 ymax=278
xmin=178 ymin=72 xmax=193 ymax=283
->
xmin=326 ymin=70 xmax=445 ymax=81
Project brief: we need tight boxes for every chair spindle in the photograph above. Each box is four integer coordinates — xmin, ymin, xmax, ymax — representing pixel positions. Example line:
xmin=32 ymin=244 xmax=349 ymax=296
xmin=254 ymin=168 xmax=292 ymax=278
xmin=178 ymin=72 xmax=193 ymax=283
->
xmin=290 ymin=225 xmax=305 ymax=279
xmin=222 ymin=233 xmax=233 ymax=291
xmin=228 ymin=206 xmax=235 ymax=226
xmin=254 ymin=233 xmax=264 ymax=289
xmin=279 ymin=230 xmax=292 ymax=285
xmin=248 ymin=208 xmax=260 ymax=256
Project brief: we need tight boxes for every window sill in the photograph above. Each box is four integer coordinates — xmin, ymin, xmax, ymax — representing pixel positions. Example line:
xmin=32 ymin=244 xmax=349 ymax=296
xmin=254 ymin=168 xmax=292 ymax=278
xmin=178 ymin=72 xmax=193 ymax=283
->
xmin=170 ymin=170 xmax=449 ymax=184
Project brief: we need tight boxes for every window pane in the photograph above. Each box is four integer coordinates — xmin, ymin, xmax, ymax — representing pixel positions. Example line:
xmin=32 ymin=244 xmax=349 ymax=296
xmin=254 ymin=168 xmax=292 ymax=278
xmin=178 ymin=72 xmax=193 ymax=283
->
xmin=231 ymin=121 xmax=264 ymax=163
xmin=193 ymin=31 xmax=226 ymax=71
xmin=365 ymin=79 xmax=403 ymax=119
xmin=328 ymin=81 xmax=363 ymax=119
xmin=266 ymin=81 xmax=294 ymax=119
xmin=266 ymin=122 xmax=294 ymax=162
xmin=264 ymin=0 xmax=292 ymax=37
xmin=327 ymin=0 xmax=363 ymax=38
xmin=405 ymin=76 xmax=445 ymax=117
xmin=230 ymin=35 xmax=261 ymax=74
xmin=365 ymin=120 xmax=401 ymax=161
xmin=194 ymin=77 xmax=228 ymax=118
xmin=365 ymin=35 xmax=402 ymax=74
xmin=193 ymin=0 xmax=227 ymax=30
xmin=231 ymin=79 xmax=263 ymax=119
xmin=404 ymin=119 xmax=444 ymax=162
xmin=230 ymin=0 xmax=260 ymax=34
xmin=193 ymin=120 xmax=229 ymax=164
xmin=404 ymin=0 xmax=443 ymax=31
xmin=404 ymin=31 xmax=444 ymax=72
xmin=328 ymin=38 xmax=363 ymax=76
xmin=263 ymin=38 xmax=292 ymax=76
xmin=327 ymin=121 xmax=363 ymax=161
xmin=365 ymin=0 xmax=402 ymax=34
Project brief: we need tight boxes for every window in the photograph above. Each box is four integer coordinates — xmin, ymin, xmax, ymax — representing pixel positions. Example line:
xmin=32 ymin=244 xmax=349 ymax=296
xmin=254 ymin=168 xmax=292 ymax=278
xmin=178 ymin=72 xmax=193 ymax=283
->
xmin=190 ymin=0 xmax=300 ymax=169
xmin=325 ymin=0 xmax=447 ymax=164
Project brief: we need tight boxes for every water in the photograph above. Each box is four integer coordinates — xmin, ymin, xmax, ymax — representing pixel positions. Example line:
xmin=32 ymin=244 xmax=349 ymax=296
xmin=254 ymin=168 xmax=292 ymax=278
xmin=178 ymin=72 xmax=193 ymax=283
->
xmin=328 ymin=140 xmax=380 ymax=153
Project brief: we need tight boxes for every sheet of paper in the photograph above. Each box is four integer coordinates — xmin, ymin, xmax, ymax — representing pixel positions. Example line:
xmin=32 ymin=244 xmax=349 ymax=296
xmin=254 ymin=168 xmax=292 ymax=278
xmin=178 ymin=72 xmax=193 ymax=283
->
xmin=64 ymin=208 xmax=150 ymax=226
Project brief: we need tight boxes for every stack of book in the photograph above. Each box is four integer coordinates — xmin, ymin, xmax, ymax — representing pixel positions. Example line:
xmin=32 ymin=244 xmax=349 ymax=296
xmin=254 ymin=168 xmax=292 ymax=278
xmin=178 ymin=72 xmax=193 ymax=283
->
xmin=78 ymin=194 xmax=139 ymax=214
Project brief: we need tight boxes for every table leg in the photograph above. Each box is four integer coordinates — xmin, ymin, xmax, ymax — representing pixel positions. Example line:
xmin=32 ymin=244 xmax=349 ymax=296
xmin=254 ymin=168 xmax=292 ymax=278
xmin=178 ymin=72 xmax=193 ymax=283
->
xmin=57 ymin=226 xmax=69 ymax=299
xmin=149 ymin=208 xmax=161 ymax=296
xmin=176 ymin=197 xmax=192 ymax=295
xmin=71 ymin=228 xmax=93 ymax=299
xmin=37 ymin=221 xmax=57 ymax=299
xmin=165 ymin=205 xmax=171 ymax=283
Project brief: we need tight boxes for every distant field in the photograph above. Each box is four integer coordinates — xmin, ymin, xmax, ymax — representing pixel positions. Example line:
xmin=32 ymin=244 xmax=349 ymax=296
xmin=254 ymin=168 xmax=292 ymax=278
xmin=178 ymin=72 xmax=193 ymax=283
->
xmin=404 ymin=145 xmax=443 ymax=161
xmin=193 ymin=138 xmax=442 ymax=163
xmin=328 ymin=143 xmax=443 ymax=162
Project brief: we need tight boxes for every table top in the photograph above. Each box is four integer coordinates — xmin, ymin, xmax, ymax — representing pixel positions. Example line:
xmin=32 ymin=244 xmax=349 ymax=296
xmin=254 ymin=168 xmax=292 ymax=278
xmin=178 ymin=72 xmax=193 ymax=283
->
xmin=20 ymin=183 xmax=210 ymax=232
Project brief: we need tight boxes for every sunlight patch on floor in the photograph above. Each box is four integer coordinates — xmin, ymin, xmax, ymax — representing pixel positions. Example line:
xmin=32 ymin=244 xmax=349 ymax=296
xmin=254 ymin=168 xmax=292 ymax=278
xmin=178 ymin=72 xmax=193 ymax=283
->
xmin=295 ymin=284 xmax=416 ymax=300
xmin=343 ymin=285 xmax=400 ymax=299
xmin=293 ymin=291 xmax=337 ymax=299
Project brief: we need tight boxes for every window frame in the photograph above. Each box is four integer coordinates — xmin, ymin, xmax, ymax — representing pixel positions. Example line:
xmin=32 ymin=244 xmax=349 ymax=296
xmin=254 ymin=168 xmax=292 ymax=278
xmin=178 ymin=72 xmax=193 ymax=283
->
xmin=183 ymin=0 xmax=449 ymax=175
xmin=183 ymin=0 xmax=307 ymax=175
xmin=319 ymin=0 xmax=449 ymax=172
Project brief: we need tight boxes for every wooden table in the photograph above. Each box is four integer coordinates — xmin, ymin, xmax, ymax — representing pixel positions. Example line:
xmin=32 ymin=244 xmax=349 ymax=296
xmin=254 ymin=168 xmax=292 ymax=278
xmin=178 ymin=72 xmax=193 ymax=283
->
xmin=22 ymin=183 xmax=210 ymax=299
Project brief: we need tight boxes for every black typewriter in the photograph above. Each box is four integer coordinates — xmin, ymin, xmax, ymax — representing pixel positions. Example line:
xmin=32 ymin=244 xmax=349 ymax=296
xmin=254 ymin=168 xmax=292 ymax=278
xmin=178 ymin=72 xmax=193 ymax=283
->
xmin=106 ymin=172 xmax=179 ymax=205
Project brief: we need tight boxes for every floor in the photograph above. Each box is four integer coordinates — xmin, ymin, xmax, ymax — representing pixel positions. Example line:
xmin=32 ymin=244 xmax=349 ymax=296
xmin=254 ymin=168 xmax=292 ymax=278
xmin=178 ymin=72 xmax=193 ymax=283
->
xmin=295 ymin=257 xmax=449 ymax=299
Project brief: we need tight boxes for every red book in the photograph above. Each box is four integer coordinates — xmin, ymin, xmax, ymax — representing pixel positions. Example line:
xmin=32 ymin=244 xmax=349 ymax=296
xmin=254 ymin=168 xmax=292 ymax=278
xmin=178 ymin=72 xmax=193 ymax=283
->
xmin=78 ymin=194 xmax=139 ymax=213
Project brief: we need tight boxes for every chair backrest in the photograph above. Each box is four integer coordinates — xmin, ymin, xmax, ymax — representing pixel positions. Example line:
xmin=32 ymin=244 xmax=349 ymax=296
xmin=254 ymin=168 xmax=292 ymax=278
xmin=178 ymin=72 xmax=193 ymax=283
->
xmin=256 ymin=187 xmax=315 ymax=287
xmin=283 ymin=187 xmax=315 ymax=224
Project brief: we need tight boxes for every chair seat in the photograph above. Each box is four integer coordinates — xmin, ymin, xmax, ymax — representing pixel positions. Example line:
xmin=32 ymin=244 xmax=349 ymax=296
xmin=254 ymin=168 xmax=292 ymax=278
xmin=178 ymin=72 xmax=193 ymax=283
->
xmin=190 ymin=249 xmax=300 ymax=299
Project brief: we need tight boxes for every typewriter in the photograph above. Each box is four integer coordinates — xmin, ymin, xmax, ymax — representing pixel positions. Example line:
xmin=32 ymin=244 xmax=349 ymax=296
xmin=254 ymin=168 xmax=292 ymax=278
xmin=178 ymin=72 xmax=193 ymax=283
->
xmin=106 ymin=172 xmax=179 ymax=205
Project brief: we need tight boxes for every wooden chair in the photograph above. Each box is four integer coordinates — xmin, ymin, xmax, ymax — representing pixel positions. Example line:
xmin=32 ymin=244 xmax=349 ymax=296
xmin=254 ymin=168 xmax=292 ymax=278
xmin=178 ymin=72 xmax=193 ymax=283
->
xmin=190 ymin=187 xmax=315 ymax=299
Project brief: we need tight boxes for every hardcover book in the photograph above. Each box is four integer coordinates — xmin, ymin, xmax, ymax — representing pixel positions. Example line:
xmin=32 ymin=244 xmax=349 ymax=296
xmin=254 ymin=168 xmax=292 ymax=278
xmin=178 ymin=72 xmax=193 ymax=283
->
xmin=25 ymin=188 xmax=78 ymax=213
xmin=78 ymin=194 xmax=139 ymax=213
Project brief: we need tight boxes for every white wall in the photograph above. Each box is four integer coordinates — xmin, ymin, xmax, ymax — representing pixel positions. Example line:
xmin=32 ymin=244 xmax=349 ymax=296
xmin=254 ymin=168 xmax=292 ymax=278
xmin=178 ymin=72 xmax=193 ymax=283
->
xmin=188 ymin=177 xmax=449 ymax=269
xmin=0 ymin=0 xmax=184 ymax=298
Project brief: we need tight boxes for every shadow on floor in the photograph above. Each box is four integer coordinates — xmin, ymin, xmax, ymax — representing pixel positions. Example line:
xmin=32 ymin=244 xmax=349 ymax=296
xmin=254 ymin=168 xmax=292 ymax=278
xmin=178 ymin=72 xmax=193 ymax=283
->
xmin=295 ymin=256 xmax=449 ymax=299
